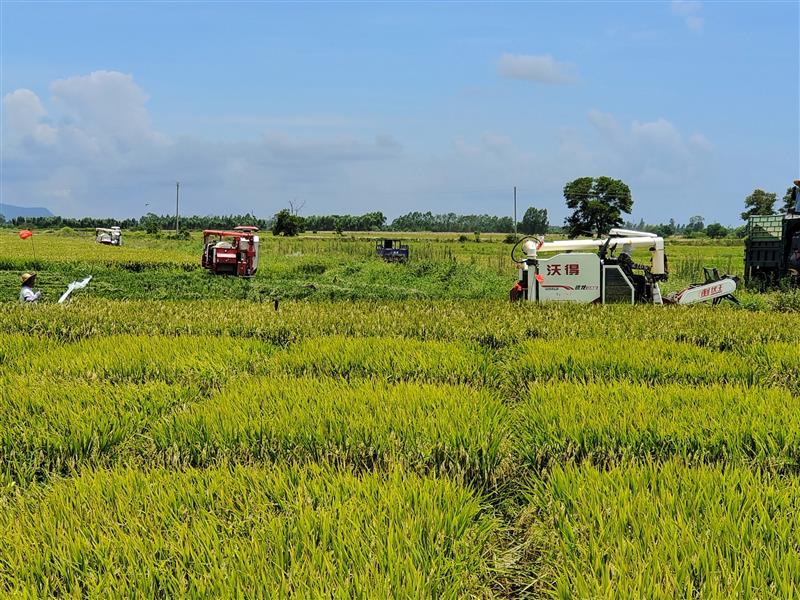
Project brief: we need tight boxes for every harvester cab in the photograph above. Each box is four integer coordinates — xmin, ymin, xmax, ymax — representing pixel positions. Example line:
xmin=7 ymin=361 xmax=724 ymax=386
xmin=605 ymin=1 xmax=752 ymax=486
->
xmin=96 ymin=227 xmax=122 ymax=246
xmin=511 ymin=229 xmax=737 ymax=305
xmin=202 ymin=228 xmax=260 ymax=277
xmin=376 ymin=239 xmax=409 ymax=262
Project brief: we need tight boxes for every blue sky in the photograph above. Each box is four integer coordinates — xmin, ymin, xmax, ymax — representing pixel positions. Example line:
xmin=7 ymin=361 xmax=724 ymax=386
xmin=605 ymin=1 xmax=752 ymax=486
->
xmin=2 ymin=1 xmax=798 ymax=225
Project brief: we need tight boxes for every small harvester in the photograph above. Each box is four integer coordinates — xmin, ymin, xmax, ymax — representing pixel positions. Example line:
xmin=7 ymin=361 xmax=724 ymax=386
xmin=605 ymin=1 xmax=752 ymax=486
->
xmin=201 ymin=228 xmax=260 ymax=276
xmin=376 ymin=239 xmax=409 ymax=262
xmin=744 ymin=179 xmax=800 ymax=287
xmin=510 ymin=229 xmax=737 ymax=305
xmin=96 ymin=227 xmax=122 ymax=246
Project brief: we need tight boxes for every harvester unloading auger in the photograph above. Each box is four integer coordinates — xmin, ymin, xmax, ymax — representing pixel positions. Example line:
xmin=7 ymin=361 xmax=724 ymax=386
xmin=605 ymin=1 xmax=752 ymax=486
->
xmin=510 ymin=229 xmax=738 ymax=305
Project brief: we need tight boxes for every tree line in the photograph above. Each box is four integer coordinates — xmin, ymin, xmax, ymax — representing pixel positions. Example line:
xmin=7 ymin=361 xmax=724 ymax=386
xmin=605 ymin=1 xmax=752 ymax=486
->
xmin=4 ymin=178 xmax=794 ymax=238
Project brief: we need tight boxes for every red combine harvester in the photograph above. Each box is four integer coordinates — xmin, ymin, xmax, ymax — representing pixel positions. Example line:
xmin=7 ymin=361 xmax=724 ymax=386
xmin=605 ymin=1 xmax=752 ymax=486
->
xmin=201 ymin=228 xmax=260 ymax=277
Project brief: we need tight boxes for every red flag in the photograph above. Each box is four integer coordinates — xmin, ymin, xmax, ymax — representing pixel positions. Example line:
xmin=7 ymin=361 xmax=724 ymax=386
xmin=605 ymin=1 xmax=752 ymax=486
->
xmin=19 ymin=230 xmax=33 ymax=240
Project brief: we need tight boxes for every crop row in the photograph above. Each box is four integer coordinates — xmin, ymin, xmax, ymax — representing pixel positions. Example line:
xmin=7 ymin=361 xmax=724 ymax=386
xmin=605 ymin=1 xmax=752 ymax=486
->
xmin=3 ymin=333 xmax=796 ymax=392
xmin=3 ymin=299 xmax=798 ymax=344
xmin=2 ymin=461 xmax=798 ymax=598
xmin=3 ymin=372 xmax=800 ymax=486
xmin=521 ymin=461 xmax=800 ymax=598
xmin=0 ymin=465 xmax=497 ymax=598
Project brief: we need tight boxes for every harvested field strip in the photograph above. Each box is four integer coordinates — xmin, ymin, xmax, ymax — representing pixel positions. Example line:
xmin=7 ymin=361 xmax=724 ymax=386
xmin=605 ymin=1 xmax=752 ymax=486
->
xmin=0 ymin=466 xmax=498 ymax=599
xmin=519 ymin=461 xmax=800 ymax=599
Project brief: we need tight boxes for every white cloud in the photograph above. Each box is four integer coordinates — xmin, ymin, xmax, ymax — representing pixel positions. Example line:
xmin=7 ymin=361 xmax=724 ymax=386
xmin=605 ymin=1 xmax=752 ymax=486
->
xmin=1 ymin=71 xmax=403 ymax=217
xmin=3 ymin=89 xmax=57 ymax=145
xmin=671 ymin=1 xmax=704 ymax=32
xmin=497 ymin=53 xmax=576 ymax=85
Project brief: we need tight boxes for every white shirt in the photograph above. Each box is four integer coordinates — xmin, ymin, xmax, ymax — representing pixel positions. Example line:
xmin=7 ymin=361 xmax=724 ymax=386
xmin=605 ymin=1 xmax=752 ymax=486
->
xmin=20 ymin=286 xmax=41 ymax=303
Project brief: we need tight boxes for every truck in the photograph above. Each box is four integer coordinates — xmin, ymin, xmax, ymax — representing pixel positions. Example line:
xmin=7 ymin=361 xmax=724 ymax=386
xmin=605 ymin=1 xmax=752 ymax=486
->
xmin=744 ymin=180 xmax=800 ymax=288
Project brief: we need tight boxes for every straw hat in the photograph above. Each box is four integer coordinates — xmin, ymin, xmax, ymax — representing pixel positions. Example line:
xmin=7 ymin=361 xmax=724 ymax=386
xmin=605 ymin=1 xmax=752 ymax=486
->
xmin=20 ymin=272 xmax=37 ymax=285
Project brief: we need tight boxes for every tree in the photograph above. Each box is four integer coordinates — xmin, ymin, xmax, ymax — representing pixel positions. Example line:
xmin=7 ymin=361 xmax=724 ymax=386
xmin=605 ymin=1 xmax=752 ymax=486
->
xmin=271 ymin=209 xmax=304 ymax=237
xmin=782 ymin=186 xmax=798 ymax=213
xmin=686 ymin=215 xmax=705 ymax=233
xmin=520 ymin=207 xmax=548 ymax=235
xmin=142 ymin=212 xmax=160 ymax=235
xmin=563 ymin=176 xmax=633 ymax=238
xmin=705 ymin=223 xmax=728 ymax=238
xmin=741 ymin=189 xmax=776 ymax=221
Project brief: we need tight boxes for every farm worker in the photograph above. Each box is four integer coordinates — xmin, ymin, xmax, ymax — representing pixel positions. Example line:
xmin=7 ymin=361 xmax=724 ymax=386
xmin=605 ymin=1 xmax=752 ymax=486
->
xmin=20 ymin=272 xmax=42 ymax=303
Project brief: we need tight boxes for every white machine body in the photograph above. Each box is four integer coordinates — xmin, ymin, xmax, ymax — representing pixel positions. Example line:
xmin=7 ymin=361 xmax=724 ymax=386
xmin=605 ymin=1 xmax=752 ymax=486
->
xmin=514 ymin=229 xmax=737 ymax=306
xmin=96 ymin=227 xmax=122 ymax=246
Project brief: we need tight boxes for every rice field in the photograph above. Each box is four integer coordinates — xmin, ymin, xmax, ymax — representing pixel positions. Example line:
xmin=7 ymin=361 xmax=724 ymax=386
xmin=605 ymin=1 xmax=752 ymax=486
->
xmin=2 ymin=230 xmax=800 ymax=596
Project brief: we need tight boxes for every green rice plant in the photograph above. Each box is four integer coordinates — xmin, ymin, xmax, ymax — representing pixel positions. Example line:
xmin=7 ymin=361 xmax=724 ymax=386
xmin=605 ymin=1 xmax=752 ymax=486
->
xmin=8 ymin=335 xmax=274 ymax=388
xmin=262 ymin=336 xmax=497 ymax=387
xmin=519 ymin=461 xmax=800 ymax=599
xmin=3 ymin=299 xmax=797 ymax=346
xmin=0 ymin=466 xmax=499 ymax=598
xmin=0 ymin=377 xmax=198 ymax=484
xmin=0 ymin=334 xmax=55 ymax=367
xmin=514 ymin=381 xmax=800 ymax=471
xmin=151 ymin=376 xmax=510 ymax=485
xmin=501 ymin=338 xmax=794 ymax=389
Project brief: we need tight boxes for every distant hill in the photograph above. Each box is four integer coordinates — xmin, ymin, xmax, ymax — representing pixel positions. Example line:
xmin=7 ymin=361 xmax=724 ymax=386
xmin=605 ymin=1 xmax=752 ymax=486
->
xmin=0 ymin=204 xmax=54 ymax=219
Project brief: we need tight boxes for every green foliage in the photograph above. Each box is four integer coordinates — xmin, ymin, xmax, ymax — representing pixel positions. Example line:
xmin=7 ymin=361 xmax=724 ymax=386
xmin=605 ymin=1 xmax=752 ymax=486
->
xmin=142 ymin=212 xmax=160 ymax=235
xmin=522 ymin=461 xmax=800 ymax=598
xmin=0 ymin=466 xmax=497 ymax=597
xmin=741 ymin=188 xmax=777 ymax=220
xmin=304 ymin=212 xmax=386 ymax=231
xmin=271 ymin=208 xmax=304 ymax=236
xmin=782 ymin=185 xmax=798 ymax=214
xmin=390 ymin=211 xmax=513 ymax=233
xmin=520 ymin=206 xmax=548 ymax=235
xmin=685 ymin=215 xmax=705 ymax=232
xmin=705 ymin=222 xmax=728 ymax=238
xmin=563 ymin=176 xmax=633 ymax=237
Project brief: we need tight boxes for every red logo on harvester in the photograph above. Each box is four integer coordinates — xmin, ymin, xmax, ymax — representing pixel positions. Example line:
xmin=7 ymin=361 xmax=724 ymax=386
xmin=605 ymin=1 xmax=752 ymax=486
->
xmin=700 ymin=284 xmax=723 ymax=298
xmin=547 ymin=263 xmax=580 ymax=276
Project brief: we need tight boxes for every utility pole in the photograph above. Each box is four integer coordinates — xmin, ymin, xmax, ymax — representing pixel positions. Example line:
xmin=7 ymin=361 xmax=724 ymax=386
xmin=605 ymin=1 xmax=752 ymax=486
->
xmin=513 ymin=186 xmax=517 ymax=237
xmin=175 ymin=181 xmax=180 ymax=233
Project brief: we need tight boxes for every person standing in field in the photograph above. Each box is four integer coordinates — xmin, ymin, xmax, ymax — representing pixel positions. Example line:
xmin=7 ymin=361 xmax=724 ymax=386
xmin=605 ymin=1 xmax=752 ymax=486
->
xmin=19 ymin=272 xmax=42 ymax=303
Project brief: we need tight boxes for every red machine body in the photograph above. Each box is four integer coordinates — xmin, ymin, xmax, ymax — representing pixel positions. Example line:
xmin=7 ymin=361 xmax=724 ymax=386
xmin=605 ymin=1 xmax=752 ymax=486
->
xmin=202 ymin=229 xmax=260 ymax=277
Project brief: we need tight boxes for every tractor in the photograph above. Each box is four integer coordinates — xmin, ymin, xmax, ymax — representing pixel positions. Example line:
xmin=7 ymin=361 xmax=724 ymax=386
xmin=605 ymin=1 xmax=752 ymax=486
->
xmin=744 ymin=180 xmax=800 ymax=288
xmin=201 ymin=228 xmax=260 ymax=277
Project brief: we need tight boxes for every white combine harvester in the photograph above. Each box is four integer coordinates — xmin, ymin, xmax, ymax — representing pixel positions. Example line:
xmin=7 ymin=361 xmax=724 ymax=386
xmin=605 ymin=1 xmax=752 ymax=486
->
xmin=96 ymin=226 xmax=122 ymax=246
xmin=510 ymin=229 xmax=738 ymax=305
